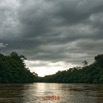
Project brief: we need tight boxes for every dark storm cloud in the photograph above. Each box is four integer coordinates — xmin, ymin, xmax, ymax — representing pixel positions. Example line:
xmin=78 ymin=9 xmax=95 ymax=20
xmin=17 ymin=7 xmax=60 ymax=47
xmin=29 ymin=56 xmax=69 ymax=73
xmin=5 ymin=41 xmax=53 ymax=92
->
xmin=1 ymin=0 xmax=103 ymax=65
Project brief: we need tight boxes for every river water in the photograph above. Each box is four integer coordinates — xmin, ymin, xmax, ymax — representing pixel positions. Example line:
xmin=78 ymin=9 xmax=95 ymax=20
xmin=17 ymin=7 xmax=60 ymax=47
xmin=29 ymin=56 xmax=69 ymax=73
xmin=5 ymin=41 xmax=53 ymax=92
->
xmin=0 ymin=83 xmax=103 ymax=103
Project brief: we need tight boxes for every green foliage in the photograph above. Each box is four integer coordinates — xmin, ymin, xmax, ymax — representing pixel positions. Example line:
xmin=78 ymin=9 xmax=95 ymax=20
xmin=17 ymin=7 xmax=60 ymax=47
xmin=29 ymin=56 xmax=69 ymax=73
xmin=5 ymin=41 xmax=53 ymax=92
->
xmin=38 ymin=54 xmax=103 ymax=83
xmin=1 ymin=52 xmax=103 ymax=83
xmin=95 ymin=54 xmax=103 ymax=67
xmin=0 ymin=52 xmax=37 ymax=83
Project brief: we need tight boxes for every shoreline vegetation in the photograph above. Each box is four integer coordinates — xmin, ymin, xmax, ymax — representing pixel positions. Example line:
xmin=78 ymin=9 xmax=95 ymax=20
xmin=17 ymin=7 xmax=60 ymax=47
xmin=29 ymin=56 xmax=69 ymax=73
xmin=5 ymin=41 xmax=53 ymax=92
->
xmin=0 ymin=52 xmax=103 ymax=83
xmin=0 ymin=52 xmax=37 ymax=83
xmin=38 ymin=54 xmax=103 ymax=83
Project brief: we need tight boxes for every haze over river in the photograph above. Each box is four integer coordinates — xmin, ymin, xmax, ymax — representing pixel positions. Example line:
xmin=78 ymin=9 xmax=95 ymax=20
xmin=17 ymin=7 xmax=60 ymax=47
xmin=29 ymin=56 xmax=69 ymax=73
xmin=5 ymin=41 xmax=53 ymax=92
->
xmin=0 ymin=83 xmax=103 ymax=103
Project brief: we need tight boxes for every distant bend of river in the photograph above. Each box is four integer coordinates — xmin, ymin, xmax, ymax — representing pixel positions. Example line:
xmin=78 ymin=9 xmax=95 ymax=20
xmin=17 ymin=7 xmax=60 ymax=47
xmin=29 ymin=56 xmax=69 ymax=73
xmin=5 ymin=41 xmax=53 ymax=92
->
xmin=0 ymin=83 xmax=103 ymax=103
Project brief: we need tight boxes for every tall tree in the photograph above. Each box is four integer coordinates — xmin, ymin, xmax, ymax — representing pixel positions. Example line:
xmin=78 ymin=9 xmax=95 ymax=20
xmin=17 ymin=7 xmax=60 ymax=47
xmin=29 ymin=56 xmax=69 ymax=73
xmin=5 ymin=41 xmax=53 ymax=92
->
xmin=82 ymin=60 xmax=88 ymax=67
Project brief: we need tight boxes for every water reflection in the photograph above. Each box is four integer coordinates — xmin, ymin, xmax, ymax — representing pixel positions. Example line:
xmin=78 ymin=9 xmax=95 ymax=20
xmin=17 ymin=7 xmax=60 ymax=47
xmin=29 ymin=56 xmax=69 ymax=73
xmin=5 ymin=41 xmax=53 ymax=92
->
xmin=0 ymin=83 xmax=103 ymax=103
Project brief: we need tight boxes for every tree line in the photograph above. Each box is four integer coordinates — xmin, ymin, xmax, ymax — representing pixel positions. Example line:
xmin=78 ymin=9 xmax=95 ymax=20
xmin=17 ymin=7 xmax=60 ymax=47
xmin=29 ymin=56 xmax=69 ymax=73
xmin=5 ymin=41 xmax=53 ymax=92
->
xmin=0 ymin=52 xmax=103 ymax=83
xmin=0 ymin=52 xmax=37 ymax=83
xmin=38 ymin=54 xmax=103 ymax=83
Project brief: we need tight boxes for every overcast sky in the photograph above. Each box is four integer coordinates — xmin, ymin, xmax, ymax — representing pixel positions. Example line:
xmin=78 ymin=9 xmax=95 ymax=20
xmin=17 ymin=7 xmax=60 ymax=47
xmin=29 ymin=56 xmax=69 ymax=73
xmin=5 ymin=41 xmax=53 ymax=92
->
xmin=0 ymin=0 xmax=103 ymax=76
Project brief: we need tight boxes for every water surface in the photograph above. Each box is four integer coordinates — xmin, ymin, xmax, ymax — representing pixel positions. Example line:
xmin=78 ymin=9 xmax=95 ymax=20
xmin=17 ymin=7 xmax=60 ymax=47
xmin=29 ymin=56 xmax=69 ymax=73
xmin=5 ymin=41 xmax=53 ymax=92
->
xmin=0 ymin=83 xmax=103 ymax=103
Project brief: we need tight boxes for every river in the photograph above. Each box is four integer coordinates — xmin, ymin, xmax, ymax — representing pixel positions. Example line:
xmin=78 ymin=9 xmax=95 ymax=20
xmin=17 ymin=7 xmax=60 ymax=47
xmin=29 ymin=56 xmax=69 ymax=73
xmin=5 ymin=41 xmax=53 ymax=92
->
xmin=0 ymin=83 xmax=103 ymax=103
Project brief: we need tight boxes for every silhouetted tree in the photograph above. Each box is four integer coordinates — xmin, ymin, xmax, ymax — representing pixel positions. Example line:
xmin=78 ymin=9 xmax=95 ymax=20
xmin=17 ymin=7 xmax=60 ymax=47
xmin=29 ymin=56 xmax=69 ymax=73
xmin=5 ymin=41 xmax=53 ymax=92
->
xmin=95 ymin=54 xmax=103 ymax=67
xmin=0 ymin=52 xmax=37 ymax=83
xmin=82 ymin=60 xmax=88 ymax=67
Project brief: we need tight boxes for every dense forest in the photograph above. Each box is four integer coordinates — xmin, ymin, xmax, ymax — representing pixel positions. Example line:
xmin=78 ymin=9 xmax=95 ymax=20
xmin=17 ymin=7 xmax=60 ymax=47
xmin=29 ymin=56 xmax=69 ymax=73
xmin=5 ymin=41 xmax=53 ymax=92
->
xmin=0 ymin=52 xmax=37 ymax=83
xmin=0 ymin=52 xmax=103 ymax=83
xmin=38 ymin=54 xmax=103 ymax=83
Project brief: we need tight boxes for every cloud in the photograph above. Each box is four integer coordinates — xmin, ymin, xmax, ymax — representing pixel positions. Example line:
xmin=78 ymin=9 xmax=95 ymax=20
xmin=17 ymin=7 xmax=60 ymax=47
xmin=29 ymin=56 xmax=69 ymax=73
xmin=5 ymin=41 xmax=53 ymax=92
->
xmin=25 ymin=60 xmax=77 ymax=76
xmin=0 ymin=0 xmax=20 ymax=40
xmin=0 ymin=43 xmax=8 ymax=48
xmin=0 ymin=0 xmax=103 ymax=75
